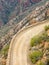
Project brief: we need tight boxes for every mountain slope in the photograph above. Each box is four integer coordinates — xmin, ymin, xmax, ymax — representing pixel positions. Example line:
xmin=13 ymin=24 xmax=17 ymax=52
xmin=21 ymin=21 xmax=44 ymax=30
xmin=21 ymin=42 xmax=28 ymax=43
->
xmin=0 ymin=0 xmax=42 ymax=26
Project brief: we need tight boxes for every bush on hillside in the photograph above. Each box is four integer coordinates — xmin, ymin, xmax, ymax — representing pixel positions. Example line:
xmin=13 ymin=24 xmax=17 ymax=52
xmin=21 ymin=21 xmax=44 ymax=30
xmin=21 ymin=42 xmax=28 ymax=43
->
xmin=45 ymin=25 xmax=49 ymax=31
xmin=29 ymin=50 xmax=43 ymax=64
xmin=41 ymin=32 xmax=48 ymax=41
xmin=30 ymin=35 xmax=44 ymax=47
xmin=30 ymin=32 xmax=48 ymax=47
xmin=1 ymin=44 xmax=9 ymax=58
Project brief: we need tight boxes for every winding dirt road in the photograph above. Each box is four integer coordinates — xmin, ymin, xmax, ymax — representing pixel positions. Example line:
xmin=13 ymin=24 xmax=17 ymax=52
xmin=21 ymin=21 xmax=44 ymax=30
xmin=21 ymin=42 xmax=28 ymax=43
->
xmin=6 ymin=21 xmax=49 ymax=65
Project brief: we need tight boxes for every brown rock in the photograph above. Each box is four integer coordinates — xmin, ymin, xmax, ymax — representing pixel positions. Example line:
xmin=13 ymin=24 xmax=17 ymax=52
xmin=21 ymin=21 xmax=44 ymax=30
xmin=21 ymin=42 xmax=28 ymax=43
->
xmin=1 ymin=58 xmax=6 ymax=65
xmin=44 ymin=42 xmax=49 ymax=50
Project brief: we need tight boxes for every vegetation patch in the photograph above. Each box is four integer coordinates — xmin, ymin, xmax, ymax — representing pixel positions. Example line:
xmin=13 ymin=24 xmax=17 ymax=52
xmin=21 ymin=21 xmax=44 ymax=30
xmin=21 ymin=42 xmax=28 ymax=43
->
xmin=29 ymin=25 xmax=49 ymax=65
xmin=0 ymin=44 xmax=9 ymax=59
xmin=30 ymin=31 xmax=49 ymax=47
xmin=29 ymin=51 xmax=43 ymax=64
xmin=45 ymin=25 xmax=49 ymax=31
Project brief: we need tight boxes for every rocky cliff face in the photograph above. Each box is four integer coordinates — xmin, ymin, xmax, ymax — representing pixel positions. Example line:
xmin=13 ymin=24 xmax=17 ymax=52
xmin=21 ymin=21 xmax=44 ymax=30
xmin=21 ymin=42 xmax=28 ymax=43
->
xmin=0 ymin=0 xmax=42 ymax=27
xmin=0 ymin=0 xmax=19 ymax=25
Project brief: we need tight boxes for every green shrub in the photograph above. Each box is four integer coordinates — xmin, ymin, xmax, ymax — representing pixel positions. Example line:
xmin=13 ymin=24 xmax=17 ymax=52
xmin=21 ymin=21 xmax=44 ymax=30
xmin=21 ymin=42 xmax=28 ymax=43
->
xmin=1 ymin=44 xmax=9 ymax=58
xmin=30 ymin=36 xmax=42 ymax=47
xmin=29 ymin=51 xmax=43 ymax=64
xmin=45 ymin=25 xmax=49 ymax=31
xmin=30 ymin=31 xmax=49 ymax=47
